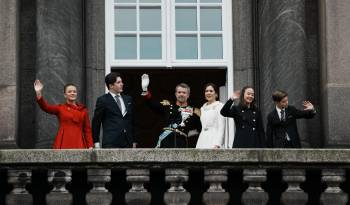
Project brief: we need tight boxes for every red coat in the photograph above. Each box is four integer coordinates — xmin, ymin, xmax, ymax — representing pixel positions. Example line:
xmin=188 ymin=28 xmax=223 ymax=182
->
xmin=36 ymin=97 xmax=93 ymax=149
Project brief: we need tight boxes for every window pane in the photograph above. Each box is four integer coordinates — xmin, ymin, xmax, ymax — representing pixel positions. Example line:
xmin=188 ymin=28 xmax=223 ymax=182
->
xmin=115 ymin=8 xmax=136 ymax=31
xmin=176 ymin=35 xmax=198 ymax=59
xmin=140 ymin=0 xmax=161 ymax=3
xmin=115 ymin=35 xmax=137 ymax=59
xmin=201 ymin=35 xmax=222 ymax=59
xmin=140 ymin=35 xmax=162 ymax=59
xmin=200 ymin=0 xmax=222 ymax=2
xmin=200 ymin=8 xmax=222 ymax=31
xmin=140 ymin=7 xmax=161 ymax=31
xmin=175 ymin=0 xmax=196 ymax=3
xmin=175 ymin=8 xmax=197 ymax=31
xmin=115 ymin=0 xmax=136 ymax=3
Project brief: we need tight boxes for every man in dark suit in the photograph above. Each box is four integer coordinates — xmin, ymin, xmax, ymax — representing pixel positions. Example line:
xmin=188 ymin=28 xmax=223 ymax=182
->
xmin=92 ymin=72 xmax=137 ymax=148
xmin=266 ymin=90 xmax=316 ymax=148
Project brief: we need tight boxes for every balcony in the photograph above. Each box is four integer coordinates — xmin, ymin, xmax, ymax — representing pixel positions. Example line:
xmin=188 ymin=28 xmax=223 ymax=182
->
xmin=0 ymin=149 xmax=349 ymax=205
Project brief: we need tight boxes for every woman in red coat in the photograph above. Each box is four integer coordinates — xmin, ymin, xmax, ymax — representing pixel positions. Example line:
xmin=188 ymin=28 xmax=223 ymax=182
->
xmin=34 ymin=80 xmax=93 ymax=149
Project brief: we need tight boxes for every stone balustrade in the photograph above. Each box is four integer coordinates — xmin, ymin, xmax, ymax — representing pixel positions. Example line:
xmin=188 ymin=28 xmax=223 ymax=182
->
xmin=0 ymin=149 xmax=350 ymax=205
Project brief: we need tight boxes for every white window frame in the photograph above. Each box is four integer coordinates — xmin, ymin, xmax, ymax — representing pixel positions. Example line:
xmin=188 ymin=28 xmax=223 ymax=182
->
xmin=105 ymin=0 xmax=234 ymax=148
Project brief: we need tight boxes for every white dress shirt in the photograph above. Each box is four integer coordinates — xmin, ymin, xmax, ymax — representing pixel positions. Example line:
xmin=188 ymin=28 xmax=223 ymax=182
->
xmin=110 ymin=92 xmax=126 ymax=116
xmin=275 ymin=106 xmax=290 ymax=141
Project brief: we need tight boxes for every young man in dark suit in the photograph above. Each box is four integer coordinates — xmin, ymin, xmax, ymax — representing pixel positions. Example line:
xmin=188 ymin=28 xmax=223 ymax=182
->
xmin=266 ymin=90 xmax=316 ymax=148
xmin=92 ymin=72 xmax=137 ymax=148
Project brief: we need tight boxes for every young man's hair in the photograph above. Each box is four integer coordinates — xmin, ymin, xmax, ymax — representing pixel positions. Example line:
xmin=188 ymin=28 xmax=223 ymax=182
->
xmin=63 ymin=83 xmax=77 ymax=93
xmin=272 ymin=90 xmax=288 ymax=102
xmin=175 ymin=83 xmax=190 ymax=95
xmin=105 ymin=72 xmax=122 ymax=89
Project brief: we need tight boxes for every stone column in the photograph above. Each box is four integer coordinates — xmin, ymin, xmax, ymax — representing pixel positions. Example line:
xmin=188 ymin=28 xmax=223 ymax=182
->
xmin=202 ymin=169 xmax=229 ymax=205
xmin=35 ymin=0 xmax=84 ymax=148
xmin=164 ymin=169 xmax=191 ymax=205
xmin=6 ymin=170 xmax=32 ymax=205
xmin=281 ymin=169 xmax=307 ymax=205
xmin=259 ymin=0 xmax=312 ymax=147
xmin=241 ymin=169 xmax=268 ymax=205
xmin=46 ymin=169 xmax=72 ymax=205
xmin=0 ymin=0 xmax=19 ymax=148
xmin=85 ymin=0 xmax=105 ymax=115
xmin=125 ymin=169 xmax=151 ymax=205
xmin=86 ymin=169 xmax=112 ymax=205
xmin=320 ymin=169 xmax=347 ymax=205
xmin=319 ymin=0 xmax=350 ymax=147
xmin=232 ymin=0 xmax=255 ymax=89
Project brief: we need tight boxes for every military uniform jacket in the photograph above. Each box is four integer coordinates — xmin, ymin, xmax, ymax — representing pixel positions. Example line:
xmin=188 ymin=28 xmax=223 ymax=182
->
xmin=266 ymin=105 xmax=316 ymax=148
xmin=220 ymin=99 xmax=265 ymax=148
xmin=144 ymin=95 xmax=201 ymax=138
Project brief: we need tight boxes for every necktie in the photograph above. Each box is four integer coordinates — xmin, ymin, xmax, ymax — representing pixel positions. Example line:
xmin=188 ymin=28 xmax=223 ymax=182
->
xmin=281 ymin=109 xmax=285 ymax=122
xmin=115 ymin=95 xmax=122 ymax=112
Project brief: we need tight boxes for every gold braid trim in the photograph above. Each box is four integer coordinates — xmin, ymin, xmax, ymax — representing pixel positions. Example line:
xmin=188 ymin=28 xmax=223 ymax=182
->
xmin=160 ymin=100 xmax=171 ymax=106
xmin=193 ymin=108 xmax=201 ymax=117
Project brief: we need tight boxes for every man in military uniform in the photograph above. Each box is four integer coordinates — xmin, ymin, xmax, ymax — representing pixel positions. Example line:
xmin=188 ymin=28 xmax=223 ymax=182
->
xmin=141 ymin=74 xmax=201 ymax=148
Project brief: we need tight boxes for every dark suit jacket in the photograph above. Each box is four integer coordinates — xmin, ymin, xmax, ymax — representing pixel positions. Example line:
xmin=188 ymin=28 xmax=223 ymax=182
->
xmin=266 ymin=105 xmax=316 ymax=148
xmin=92 ymin=93 xmax=136 ymax=148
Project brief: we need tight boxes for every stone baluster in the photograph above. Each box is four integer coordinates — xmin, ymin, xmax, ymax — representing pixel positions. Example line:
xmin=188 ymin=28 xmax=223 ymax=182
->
xmin=241 ymin=169 xmax=268 ymax=205
xmin=202 ymin=169 xmax=229 ymax=205
xmin=6 ymin=169 xmax=32 ymax=205
xmin=125 ymin=169 xmax=151 ymax=205
xmin=46 ymin=169 xmax=72 ymax=205
xmin=164 ymin=169 xmax=190 ymax=205
xmin=281 ymin=169 xmax=307 ymax=205
xmin=320 ymin=169 xmax=348 ymax=205
xmin=86 ymin=169 xmax=112 ymax=205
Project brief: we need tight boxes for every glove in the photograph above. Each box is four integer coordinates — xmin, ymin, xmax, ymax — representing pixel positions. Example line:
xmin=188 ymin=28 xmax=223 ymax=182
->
xmin=141 ymin=73 xmax=150 ymax=95
xmin=94 ymin=142 xmax=101 ymax=149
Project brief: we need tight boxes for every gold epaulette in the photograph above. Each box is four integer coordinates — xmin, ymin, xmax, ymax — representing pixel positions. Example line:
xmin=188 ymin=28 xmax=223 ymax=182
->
xmin=160 ymin=100 xmax=171 ymax=106
xmin=193 ymin=108 xmax=201 ymax=117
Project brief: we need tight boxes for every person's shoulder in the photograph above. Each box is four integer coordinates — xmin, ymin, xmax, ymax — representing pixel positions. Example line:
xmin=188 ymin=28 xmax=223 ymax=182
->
xmin=101 ymin=93 xmax=112 ymax=99
xmin=193 ymin=107 xmax=201 ymax=117
xmin=216 ymin=101 xmax=224 ymax=108
xmin=287 ymin=105 xmax=297 ymax=111
xmin=267 ymin=110 xmax=275 ymax=118
xmin=122 ymin=93 xmax=132 ymax=99
xmin=160 ymin=99 xmax=171 ymax=106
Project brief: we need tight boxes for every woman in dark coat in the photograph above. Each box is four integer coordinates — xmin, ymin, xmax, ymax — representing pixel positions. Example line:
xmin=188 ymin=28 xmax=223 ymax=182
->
xmin=220 ymin=86 xmax=265 ymax=148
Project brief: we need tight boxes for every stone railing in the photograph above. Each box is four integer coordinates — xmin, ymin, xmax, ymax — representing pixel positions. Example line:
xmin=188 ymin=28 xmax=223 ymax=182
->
xmin=0 ymin=149 xmax=349 ymax=205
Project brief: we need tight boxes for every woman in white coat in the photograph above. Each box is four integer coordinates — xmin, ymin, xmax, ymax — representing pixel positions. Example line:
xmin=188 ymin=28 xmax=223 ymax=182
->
xmin=196 ymin=83 xmax=226 ymax=148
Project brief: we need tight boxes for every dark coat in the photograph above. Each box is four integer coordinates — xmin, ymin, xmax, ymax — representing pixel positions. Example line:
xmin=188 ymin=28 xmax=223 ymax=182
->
xmin=220 ymin=99 xmax=265 ymax=148
xmin=92 ymin=93 xmax=136 ymax=148
xmin=266 ymin=105 xmax=316 ymax=148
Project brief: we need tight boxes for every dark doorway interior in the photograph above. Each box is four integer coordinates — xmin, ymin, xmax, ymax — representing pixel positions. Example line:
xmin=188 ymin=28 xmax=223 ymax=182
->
xmin=113 ymin=68 xmax=226 ymax=148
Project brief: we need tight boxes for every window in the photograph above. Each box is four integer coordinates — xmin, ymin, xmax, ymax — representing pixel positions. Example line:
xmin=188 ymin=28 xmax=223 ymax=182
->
xmin=174 ymin=1 xmax=223 ymax=59
xmin=106 ymin=0 xmax=234 ymax=148
xmin=113 ymin=0 xmax=163 ymax=60
xmin=106 ymin=0 xmax=231 ymax=67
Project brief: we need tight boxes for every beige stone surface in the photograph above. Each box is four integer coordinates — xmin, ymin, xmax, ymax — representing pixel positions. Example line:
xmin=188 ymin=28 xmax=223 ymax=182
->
xmin=321 ymin=0 xmax=350 ymax=84
xmin=1 ymin=149 xmax=350 ymax=166
xmin=320 ymin=0 xmax=350 ymax=147
xmin=0 ymin=86 xmax=16 ymax=142
xmin=0 ymin=0 xmax=18 ymax=148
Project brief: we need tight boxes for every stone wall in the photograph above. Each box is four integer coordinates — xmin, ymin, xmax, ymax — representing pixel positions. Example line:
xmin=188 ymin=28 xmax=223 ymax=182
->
xmin=0 ymin=0 xmax=19 ymax=148
xmin=319 ymin=0 xmax=350 ymax=147
xmin=258 ymin=0 xmax=321 ymax=147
